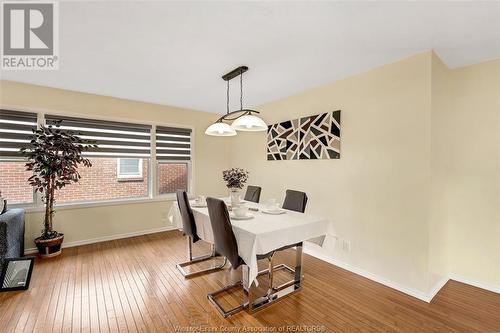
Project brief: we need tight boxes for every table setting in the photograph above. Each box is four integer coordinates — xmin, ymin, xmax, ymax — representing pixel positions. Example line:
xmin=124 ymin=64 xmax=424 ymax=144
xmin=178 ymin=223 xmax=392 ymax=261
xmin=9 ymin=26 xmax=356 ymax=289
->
xmin=168 ymin=168 xmax=329 ymax=291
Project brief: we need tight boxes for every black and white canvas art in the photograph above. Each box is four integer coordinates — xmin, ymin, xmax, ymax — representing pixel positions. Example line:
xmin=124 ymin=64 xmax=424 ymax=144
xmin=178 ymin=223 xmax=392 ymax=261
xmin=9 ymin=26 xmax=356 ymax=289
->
xmin=267 ymin=110 xmax=341 ymax=160
xmin=0 ymin=257 xmax=34 ymax=291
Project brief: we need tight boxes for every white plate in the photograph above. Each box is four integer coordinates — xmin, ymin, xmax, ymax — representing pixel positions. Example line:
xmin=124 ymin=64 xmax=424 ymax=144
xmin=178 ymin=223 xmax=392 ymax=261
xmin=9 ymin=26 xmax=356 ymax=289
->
xmin=191 ymin=202 xmax=207 ymax=208
xmin=230 ymin=213 xmax=254 ymax=220
xmin=261 ymin=209 xmax=286 ymax=215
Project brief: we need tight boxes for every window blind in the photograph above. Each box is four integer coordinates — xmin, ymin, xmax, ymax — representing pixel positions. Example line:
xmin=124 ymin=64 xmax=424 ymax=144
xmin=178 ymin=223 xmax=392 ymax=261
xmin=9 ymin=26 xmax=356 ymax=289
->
xmin=155 ymin=126 xmax=191 ymax=161
xmin=45 ymin=115 xmax=152 ymax=158
xmin=0 ymin=109 xmax=38 ymax=157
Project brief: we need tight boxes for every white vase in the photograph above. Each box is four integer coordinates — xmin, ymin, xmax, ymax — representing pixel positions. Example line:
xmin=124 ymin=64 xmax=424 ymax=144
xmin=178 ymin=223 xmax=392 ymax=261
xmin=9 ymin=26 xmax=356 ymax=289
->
xmin=229 ymin=188 xmax=241 ymax=207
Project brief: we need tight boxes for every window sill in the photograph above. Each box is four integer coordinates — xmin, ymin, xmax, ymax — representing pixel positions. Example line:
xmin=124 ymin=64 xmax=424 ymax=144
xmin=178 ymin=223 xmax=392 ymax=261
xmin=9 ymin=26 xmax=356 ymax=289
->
xmin=117 ymin=177 xmax=145 ymax=182
xmin=24 ymin=196 xmax=176 ymax=213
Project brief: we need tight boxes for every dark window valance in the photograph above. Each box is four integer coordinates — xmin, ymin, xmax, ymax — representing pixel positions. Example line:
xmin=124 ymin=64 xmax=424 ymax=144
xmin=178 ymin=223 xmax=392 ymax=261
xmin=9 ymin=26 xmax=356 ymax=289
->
xmin=45 ymin=114 xmax=152 ymax=158
xmin=155 ymin=126 xmax=191 ymax=161
xmin=0 ymin=109 xmax=38 ymax=158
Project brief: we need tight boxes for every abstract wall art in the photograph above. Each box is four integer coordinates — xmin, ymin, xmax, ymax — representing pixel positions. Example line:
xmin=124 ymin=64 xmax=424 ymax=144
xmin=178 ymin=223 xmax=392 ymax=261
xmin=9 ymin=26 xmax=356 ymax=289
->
xmin=267 ymin=110 xmax=341 ymax=160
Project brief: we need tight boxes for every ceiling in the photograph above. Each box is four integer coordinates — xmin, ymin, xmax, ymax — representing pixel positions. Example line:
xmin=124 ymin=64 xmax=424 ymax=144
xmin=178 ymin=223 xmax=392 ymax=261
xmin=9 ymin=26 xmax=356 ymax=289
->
xmin=1 ymin=1 xmax=499 ymax=113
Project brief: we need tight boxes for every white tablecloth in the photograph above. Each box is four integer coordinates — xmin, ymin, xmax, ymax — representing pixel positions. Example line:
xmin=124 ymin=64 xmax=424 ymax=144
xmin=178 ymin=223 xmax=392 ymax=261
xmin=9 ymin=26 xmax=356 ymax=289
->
xmin=168 ymin=199 xmax=329 ymax=286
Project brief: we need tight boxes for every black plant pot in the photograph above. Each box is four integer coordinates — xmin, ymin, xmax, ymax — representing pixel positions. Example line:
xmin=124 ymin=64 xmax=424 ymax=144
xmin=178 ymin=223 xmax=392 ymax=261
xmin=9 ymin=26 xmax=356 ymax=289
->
xmin=34 ymin=234 xmax=64 ymax=258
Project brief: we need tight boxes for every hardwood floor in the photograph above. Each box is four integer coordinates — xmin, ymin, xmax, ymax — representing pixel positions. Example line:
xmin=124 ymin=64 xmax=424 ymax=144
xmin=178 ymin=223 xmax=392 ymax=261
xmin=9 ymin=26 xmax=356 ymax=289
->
xmin=1 ymin=230 xmax=499 ymax=332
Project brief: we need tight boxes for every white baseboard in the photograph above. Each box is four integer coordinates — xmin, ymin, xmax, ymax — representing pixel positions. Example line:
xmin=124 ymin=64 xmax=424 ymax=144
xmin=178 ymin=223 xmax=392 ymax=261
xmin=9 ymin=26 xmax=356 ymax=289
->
xmin=24 ymin=225 xmax=179 ymax=255
xmin=303 ymin=246 xmax=433 ymax=302
xmin=449 ymin=274 xmax=500 ymax=295
xmin=303 ymin=247 xmax=500 ymax=302
xmin=427 ymin=276 xmax=450 ymax=302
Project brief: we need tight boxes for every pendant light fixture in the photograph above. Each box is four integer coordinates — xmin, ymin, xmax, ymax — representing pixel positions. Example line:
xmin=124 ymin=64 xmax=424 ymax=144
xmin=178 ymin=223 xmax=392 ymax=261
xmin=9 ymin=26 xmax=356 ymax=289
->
xmin=205 ymin=79 xmax=237 ymax=136
xmin=205 ymin=66 xmax=267 ymax=136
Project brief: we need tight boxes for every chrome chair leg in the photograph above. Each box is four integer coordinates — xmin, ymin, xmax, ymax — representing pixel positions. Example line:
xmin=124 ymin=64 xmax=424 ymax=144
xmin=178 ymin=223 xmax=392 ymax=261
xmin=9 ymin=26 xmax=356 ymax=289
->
xmin=258 ymin=263 xmax=295 ymax=282
xmin=176 ymin=236 xmax=227 ymax=278
xmin=258 ymin=262 xmax=300 ymax=291
xmin=207 ymin=245 xmax=304 ymax=317
xmin=207 ymin=280 xmax=249 ymax=318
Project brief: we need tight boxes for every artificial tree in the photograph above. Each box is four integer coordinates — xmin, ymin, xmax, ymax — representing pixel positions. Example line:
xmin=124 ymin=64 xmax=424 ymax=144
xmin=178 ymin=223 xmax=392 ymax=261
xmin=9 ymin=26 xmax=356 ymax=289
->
xmin=21 ymin=122 xmax=96 ymax=257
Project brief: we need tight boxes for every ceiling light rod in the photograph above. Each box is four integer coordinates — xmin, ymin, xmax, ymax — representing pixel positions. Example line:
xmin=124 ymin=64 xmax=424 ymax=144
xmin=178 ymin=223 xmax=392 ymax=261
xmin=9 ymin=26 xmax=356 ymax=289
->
xmin=221 ymin=66 xmax=248 ymax=81
xmin=205 ymin=65 xmax=267 ymax=136
xmin=214 ymin=109 xmax=261 ymax=123
xmin=214 ymin=66 xmax=259 ymax=123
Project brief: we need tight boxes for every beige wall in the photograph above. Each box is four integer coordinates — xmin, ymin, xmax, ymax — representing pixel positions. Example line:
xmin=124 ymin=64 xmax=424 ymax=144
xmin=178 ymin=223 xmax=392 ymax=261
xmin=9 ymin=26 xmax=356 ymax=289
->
xmin=229 ymin=52 xmax=500 ymax=295
xmin=230 ymin=53 xmax=434 ymax=294
xmin=0 ymin=81 xmax=231 ymax=248
xmin=445 ymin=59 xmax=500 ymax=287
xmin=428 ymin=53 xmax=452 ymax=289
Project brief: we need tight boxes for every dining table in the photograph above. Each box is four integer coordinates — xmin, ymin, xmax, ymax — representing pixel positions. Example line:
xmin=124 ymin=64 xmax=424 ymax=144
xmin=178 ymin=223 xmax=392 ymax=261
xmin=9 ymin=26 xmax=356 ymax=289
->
xmin=168 ymin=197 xmax=329 ymax=311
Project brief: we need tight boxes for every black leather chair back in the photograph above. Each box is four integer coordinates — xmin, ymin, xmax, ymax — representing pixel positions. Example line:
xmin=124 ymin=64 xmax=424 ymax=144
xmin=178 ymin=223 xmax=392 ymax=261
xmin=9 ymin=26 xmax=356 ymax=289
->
xmin=206 ymin=197 xmax=243 ymax=269
xmin=244 ymin=185 xmax=262 ymax=203
xmin=282 ymin=189 xmax=308 ymax=213
xmin=176 ymin=190 xmax=200 ymax=242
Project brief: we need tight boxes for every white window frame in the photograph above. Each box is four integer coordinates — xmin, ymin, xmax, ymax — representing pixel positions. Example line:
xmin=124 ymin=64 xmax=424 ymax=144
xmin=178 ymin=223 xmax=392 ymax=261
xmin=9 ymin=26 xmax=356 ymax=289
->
xmin=117 ymin=158 xmax=143 ymax=180
xmin=1 ymin=108 xmax=194 ymax=210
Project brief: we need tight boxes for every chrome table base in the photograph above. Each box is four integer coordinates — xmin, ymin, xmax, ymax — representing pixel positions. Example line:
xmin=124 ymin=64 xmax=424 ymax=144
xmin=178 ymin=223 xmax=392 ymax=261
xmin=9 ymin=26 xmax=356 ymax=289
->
xmin=249 ymin=244 xmax=303 ymax=313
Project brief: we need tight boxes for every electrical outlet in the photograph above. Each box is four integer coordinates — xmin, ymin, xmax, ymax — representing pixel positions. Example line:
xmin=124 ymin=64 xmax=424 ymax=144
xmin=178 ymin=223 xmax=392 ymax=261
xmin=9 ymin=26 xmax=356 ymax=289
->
xmin=341 ymin=240 xmax=351 ymax=252
xmin=161 ymin=212 xmax=168 ymax=223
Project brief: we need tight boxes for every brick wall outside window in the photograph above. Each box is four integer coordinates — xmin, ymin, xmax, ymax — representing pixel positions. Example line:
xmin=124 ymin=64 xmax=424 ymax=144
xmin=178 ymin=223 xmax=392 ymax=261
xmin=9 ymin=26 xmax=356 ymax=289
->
xmin=158 ymin=163 xmax=188 ymax=194
xmin=0 ymin=161 xmax=34 ymax=204
xmin=55 ymin=158 xmax=149 ymax=203
xmin=0 ymin=158 xmax=189 ymax=204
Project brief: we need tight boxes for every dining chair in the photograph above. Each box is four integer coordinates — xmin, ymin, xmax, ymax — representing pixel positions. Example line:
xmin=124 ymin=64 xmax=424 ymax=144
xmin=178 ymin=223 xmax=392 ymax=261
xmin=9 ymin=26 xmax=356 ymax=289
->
xmin=206 ymin=197 xmax=276 ymax=317
xmin=254 ymin=189 xmax=308 ymax=290
xmin=244 ymin=185 xmax=262 ymax=203
xmin=282 ymin=189 xmax=308 ymax=213
xmin=175 ymin=190 xmax=227 ymax=278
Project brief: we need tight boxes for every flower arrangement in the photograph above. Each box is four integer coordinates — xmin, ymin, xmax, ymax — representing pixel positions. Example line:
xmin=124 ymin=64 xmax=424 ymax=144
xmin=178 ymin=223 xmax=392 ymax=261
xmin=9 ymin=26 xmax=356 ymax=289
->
xmin=222 ymin=168 xmax=249 ymax=189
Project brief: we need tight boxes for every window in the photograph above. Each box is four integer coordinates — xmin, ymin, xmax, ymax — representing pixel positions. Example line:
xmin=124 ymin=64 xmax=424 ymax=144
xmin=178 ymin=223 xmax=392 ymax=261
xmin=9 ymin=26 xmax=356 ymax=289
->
xmin=55 ymin=157 xmax=150 ymax=203
xmin=0 ymin=109 xmax=194 ymax=207
xmin=45 ymin=114 xmax=152 ymax=204
xmin=0 ymin=110 xmax=38 ymax=158
xmin=0 ymin=110 xmax=38 ymax=205
xmin=117 ymin=158 xmax=143 ymax=180
xmin=155 ymin=126 xmax=192 ymax=195
xmin=158 ymin=162 xmax=189 ymax=194
xmin=0 ymin=160 xmax=35 ymax=205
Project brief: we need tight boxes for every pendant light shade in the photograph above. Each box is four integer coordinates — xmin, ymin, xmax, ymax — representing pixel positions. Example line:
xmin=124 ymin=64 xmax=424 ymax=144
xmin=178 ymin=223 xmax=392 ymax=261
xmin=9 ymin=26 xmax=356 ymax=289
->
xmin=231 ymin=113 xmax=267 ymax=131
xmin=205 ymin=66 xmax=267 ymax=137
xmin=205 ymin=122 xmax=237 ymax=136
